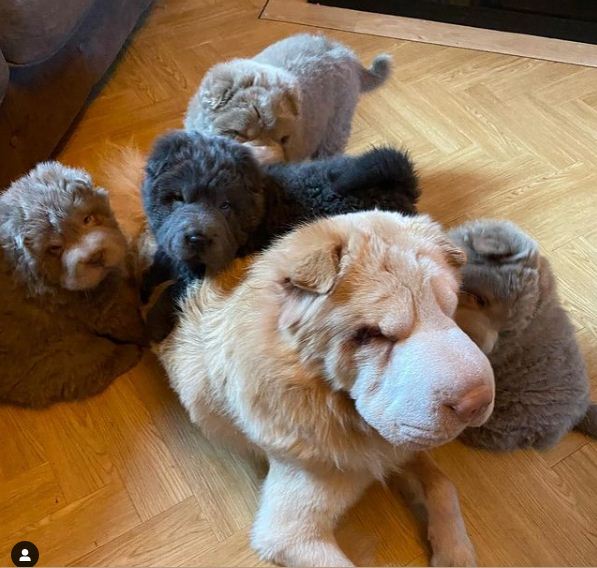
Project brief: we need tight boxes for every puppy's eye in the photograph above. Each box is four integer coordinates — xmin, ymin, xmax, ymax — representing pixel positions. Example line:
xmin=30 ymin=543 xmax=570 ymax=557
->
xmin=354 ymin=326 xmax=383 ymax=345
xmin=219 ymin=201 xmax=232 ymax=211
xmin=165 ymin=192 xmax=183 ymax=204
xmin=462 ymin=291 xmax=489 ymax=308
xmin=280 ymin=135 xmax=290 ymax=144
xmin=226 ymin=130 xmax=246 ymax=142
xmin=463 ymin=291 xmax=488 ymax=308
xmin=83 ymin=214 xmax=97 ymax=226
xmin=47 ymin=245 xmax=63 ymax=257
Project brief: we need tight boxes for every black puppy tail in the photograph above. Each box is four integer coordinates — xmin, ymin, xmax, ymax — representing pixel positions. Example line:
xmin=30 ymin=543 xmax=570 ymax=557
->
xmin=331 ymin=147 xmax=419 ymax=211
xmin=575 ymin=403 xmax=597 ymax=438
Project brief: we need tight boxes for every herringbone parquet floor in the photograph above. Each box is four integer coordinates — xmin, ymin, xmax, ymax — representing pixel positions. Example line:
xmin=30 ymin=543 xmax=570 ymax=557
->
xmin=1 ymin=0 xmax=596 ymax=566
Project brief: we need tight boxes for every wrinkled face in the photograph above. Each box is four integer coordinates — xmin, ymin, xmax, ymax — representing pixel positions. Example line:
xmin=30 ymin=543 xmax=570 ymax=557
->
xmin=210 ymin=86 xmax=297 ymax=164
xmin=0 ymin=163 xmax=127 ymax=291
xmin=143 ymin=131 xmax=265 ymax=273
xmin=276 ymin=212 xmax=495 ymax=450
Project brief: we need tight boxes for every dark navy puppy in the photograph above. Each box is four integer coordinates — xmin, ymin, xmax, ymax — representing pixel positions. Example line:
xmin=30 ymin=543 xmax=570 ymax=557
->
xmin=142 ymin=130 xmax=419 ymax=339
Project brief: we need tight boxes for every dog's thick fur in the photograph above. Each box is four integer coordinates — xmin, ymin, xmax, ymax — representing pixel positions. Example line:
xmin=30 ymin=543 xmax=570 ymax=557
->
xmin=140 ymin=129 xmax=418 ymax=339
xmin=142 ymin=129 xmax=418 ymax=285
xmin=158 ymin=211 xmax=495 ymax=566
xmin=0 ymin=162 xmax=146 ymax=407
xmin=184 ymin=33 xmax=391 ymax=163
xmin=450 ymin=219 xmax=596 ymax=450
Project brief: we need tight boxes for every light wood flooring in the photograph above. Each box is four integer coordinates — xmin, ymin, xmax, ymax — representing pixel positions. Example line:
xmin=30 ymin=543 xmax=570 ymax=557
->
xmin=1 ymin=0 xmax=596 ymax=565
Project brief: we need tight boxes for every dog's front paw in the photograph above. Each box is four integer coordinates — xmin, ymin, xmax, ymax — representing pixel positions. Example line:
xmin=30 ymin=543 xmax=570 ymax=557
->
xmin=431 ymin=539 xmax=477 ymax=567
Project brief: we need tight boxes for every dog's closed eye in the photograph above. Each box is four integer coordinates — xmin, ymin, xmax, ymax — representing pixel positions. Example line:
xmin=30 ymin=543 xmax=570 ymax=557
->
xmin=162 ymin=192 xmax=183 ymax=205
xmin=219 ymin=201 xmax=232 ymax=211
xmin=83 ymin=214 xmax=100 ymax=226
xmin=354 ymin=326 xmax=384 ymax=345
xmin=225 ymin=130 xmax=247 ymax=142
xmin=47 ymin=245 xmax=63 ymax=257
xmin=461 ymin=291 xmax=488 ymax=309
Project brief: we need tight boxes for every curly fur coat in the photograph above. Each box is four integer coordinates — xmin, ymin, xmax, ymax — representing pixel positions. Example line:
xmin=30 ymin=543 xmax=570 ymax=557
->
xmin=0 ymin=162 xmax=146 ymax=407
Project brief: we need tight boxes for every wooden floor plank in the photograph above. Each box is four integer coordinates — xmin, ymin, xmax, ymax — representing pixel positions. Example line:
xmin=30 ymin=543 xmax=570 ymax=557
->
xmin=72 ymin=497 xmax=218 ymax=567
xmin=0 ymin=463 xmax=65 ymax=541
xmin=261 ymin=0 xmax=597 ymax=67
xmin=0 ymin=481 xmax=141 ymax=566
xmin=84 ymin=371 xmax=193 ymax=522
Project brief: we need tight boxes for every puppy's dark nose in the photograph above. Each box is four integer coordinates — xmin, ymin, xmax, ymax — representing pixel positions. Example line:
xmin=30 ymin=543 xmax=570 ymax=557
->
xmin=185 ymin=231 xmax=211 ymax=247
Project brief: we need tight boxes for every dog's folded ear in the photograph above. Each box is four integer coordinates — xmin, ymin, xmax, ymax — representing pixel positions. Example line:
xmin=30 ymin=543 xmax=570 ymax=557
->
xmin=449 ymin=220 xmax=539 ymax=269
xmin=439 ymin=237 xmax=467 ymax=268
xmin=287 ymin=244 xmax=342 ymax=294
xmin=200 ymin=62 xmax=257 ymax=110
xmin=145 ymin=130 xmax=195 ymax=180
xmin=278 ymin=237 xmax=343 ymax=334
xmin=277 ymin=86 xmax=300 ymax=119
xmin=278 ymin=227 xmax=345 ymax=333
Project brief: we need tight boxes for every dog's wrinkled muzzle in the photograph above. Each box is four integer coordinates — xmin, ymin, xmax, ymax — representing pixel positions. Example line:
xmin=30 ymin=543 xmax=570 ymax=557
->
xmin=351 ymin=325 xmax=495 ymax=449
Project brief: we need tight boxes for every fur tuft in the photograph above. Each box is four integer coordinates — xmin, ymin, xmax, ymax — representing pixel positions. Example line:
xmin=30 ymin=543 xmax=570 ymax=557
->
xmin=359 ymin=54 xmax=392 ymax=92
xmin=99 ymin=145 xmax=147 ymax=241
xmin=330 ymin=146 xmax=419 ymax=212
xmin=99 ymin=145 xmax=155 ymax=279
xmin=575 ymin=403 xmax=597 ymax=438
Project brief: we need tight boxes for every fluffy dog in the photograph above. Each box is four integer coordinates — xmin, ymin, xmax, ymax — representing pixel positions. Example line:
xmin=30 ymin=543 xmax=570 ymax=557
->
xmin=142 ymin=129 xmax=418 ymax=285
xmin=140 ymin=130 xmax=418 ymax=339
xmin=184 ymin=33 xmax=391 ymax=163
xmin=0 ymin=162 xmax=146 ymax=407
xmin=450 ymin=220 xmax=596 ymax=450
xmin=158 ymin=210 xmax=495 ymax=566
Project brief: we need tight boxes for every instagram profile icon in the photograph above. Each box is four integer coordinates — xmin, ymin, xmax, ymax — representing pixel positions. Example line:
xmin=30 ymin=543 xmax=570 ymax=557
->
xmin=11 ymin=542 xmax=39 ymax=567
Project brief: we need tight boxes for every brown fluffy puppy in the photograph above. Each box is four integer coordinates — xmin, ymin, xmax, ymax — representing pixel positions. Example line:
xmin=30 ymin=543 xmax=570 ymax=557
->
xmin=0 ymin=162 xmax=146 ymax=407
xmin=159 ymin=210 xmax=495 ymax=567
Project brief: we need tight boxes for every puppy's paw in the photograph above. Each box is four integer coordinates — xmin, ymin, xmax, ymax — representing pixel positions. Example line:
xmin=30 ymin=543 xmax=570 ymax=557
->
xmin=431 ymin=538 xmax=477 ymax=567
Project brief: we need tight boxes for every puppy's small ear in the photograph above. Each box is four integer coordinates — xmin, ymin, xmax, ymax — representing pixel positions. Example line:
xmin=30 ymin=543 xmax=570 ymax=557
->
xmin=277 ymin=87 xmax=300 ymax=118
xmin=287 ymin=244 xmax=342 ymax=294
xmin=145 ymin=130 xmax=193 ymax=180
xmin=202 ymin=75 xmax=235 ymax=110
xmin=201 ymin=63 xmax=255 ymax=110
xmin=465 ymin=221 xmax=539 ymax=267
xmin=443 ymin=241 xmax=467 ymax=268
xmin=437 ymin=236 xmax=467 ymax=268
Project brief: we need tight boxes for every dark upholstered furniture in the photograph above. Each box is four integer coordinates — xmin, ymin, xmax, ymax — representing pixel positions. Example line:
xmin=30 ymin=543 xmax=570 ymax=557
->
xmin=0 ymin=0 xmax=153 ymax=188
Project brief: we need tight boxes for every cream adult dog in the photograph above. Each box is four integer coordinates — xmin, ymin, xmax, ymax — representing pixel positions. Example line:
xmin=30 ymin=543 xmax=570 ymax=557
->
xmin=158 ymin=211 xmax=495 ymax=567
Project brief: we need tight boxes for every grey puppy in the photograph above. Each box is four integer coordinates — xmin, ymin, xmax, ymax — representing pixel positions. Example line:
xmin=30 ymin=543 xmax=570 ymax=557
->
xmin=184 ymin=33 xmax=391 ymax=163
xmin=449 ymin=219 xmax=596 ymax=450
xmin=0 ymin=162 xmax=147 ymax=407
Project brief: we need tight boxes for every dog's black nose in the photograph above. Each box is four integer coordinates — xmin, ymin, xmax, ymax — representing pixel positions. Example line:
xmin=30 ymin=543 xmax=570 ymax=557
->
xmin=185 ymin=232 xmax=210 ymax=247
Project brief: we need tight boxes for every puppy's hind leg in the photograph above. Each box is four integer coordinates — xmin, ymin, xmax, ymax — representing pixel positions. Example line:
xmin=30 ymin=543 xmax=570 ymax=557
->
xmin=252 ymin=459 xmax=372 ymax=567
xmin=398 ymin=453 xmax=477 ymax=567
